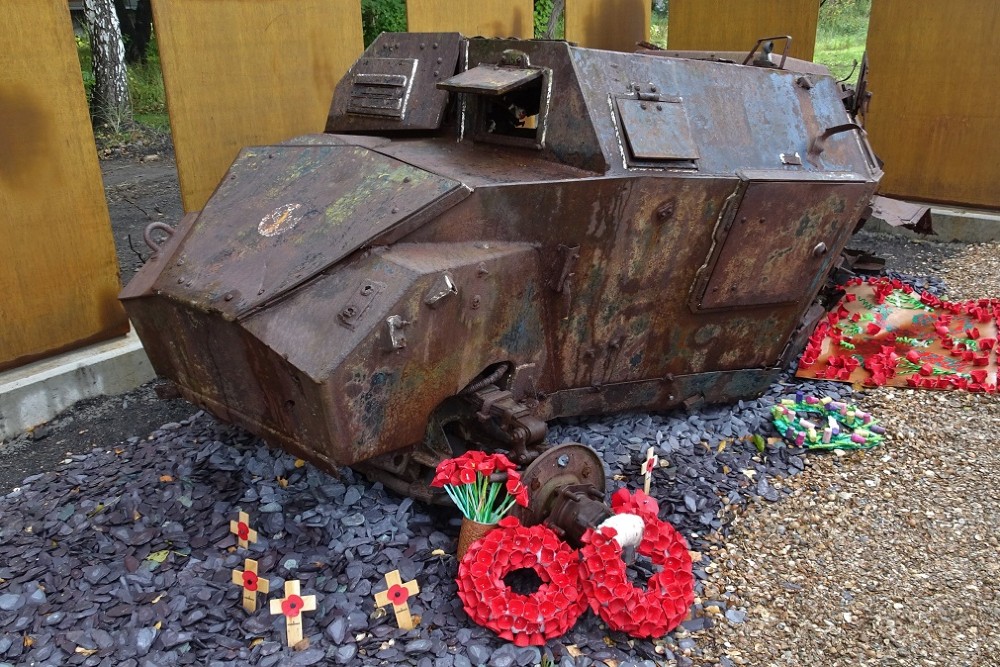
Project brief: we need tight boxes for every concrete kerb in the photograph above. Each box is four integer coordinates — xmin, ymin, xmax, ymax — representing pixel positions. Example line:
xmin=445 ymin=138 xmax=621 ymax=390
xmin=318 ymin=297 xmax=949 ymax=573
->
xmin=0 ymin=329 xmax=156 ymax=442
xmin=868 ymin=205 xmax=1000 ymax=244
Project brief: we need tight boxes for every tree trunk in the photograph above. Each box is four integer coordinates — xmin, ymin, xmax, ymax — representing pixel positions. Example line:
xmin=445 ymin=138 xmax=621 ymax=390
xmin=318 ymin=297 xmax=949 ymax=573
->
xmin=84 ymin=0 xmax=133 ymax=129
xmin=545 ymin=0 xmax=565 ymax=40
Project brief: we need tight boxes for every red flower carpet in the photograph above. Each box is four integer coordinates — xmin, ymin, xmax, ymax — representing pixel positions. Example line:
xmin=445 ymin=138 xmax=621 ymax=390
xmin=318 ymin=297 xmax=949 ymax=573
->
xmin=797 ymin=278 xmax=999 ymax=392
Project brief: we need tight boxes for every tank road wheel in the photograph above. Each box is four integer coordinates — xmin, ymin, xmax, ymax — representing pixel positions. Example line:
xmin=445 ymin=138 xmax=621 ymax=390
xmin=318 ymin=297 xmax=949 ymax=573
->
xmin=509 ymin=443 xmax=610 ymax=547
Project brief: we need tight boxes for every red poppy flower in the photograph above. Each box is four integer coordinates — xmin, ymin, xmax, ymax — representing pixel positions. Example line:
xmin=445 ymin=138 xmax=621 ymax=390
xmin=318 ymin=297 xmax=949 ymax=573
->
xmin=457 ymin=466 xmax=477 ymax=485
xmin=387 ymin=584 xmax=409 ymax=606
xmin=281 ymin=594 xmax=304 ymax=618
xmin=236 ymin=522 xmax=250 ymax=540
xmin=241 ymin=570 xmax=258 ymax=591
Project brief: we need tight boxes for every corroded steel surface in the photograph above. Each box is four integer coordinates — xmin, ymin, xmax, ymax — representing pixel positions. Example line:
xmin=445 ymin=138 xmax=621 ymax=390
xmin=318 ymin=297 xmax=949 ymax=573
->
xmin=123 ymin=33 xmax=881 ymax=491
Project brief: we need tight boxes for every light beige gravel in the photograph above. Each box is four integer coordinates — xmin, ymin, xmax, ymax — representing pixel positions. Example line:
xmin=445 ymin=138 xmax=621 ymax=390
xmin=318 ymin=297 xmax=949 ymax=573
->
xmin=689 ymin=239 xmax=1000 ymax=667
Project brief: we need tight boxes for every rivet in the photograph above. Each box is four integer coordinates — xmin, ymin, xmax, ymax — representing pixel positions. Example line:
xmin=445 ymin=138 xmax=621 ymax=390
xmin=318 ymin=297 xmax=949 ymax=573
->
xmin=224 ymin=292 xmax=234 ymax=301
xmin=391 ymin=207 xmax=399 ymax=214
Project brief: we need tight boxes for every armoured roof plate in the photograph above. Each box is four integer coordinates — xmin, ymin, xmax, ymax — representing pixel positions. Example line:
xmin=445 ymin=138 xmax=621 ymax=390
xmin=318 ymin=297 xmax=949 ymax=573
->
xmin=438 ymin=65 xmax=542 ymax=96
xmin=156 ymin=144 xmax=464 ymax=319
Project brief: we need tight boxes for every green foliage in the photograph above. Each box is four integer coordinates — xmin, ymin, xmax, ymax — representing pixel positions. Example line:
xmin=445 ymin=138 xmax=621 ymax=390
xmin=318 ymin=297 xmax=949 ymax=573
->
xmin=814 ymin=0 xmax=871 ymax=83
xmin=361 ymin=0 xmax=407 ymax=46
xmin=533 ymin=0 xmax=563 ymax=39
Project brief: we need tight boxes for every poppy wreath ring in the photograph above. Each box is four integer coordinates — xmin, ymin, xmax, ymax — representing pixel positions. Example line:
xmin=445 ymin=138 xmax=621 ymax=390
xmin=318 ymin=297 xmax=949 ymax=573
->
xmin=579 ymin=490 xmax=695 ymax=638
xmin=456 ymin=516 xmax=588 ymax=646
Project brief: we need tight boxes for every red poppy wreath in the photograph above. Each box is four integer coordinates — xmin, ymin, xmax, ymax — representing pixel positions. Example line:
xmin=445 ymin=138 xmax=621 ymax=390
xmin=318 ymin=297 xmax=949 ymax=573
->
xmin=456 ymin=516 xmax=587 ymax=646
xmin=579 ymin=489 xmax=695 ymax=638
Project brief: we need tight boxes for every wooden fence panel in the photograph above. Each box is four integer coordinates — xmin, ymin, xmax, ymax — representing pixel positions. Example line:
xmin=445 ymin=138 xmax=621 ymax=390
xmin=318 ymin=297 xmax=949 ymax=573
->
xmin=668 ymin=0 xmax=818 ymax=61
xmin=406 ymin=0 xmax=534 ymax=38
xmin=865 ymin=0 xmax=1000 ymax=208
xmin=153 ymin=0 xmax=364 ymax=212
xmin=565 ymin=0 xmax=650 ymax=52
xmin=0 ymin=0 xmax=129 ymax=371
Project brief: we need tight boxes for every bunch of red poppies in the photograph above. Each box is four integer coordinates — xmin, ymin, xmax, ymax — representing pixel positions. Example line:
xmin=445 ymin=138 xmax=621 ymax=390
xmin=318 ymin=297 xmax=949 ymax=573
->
xmin=431 ymin=451 xmax=529 ymax=523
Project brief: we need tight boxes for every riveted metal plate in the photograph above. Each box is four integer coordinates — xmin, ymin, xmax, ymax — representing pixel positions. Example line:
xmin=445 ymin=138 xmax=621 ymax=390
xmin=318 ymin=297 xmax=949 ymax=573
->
xmin=617 ymin=97 xmax=699 ymax=161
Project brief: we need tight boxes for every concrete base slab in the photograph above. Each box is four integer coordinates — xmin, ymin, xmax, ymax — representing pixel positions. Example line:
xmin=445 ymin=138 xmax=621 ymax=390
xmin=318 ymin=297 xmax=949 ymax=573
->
xmin=868 ymin=205 xmax=1000 ymax=243
xmin=0 ymin=329 xmax=156 ymax=441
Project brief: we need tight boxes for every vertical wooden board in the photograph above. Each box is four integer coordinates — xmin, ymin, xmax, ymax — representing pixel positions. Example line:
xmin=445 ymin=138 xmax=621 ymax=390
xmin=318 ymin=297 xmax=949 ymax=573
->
xmin=406 ymin=0 xmax=533 ymax=38
xmin=565 ymin=0 xmax=651 ymax=52
xmin=0 ymin=0 xmax=129 ymax=371
xmin=153 ymin=0 xmax=364 ymax=212
xmin=668 ymin=0 xmax=817 ymax=61
xmin=865 ymin=0 xmax=1000 ymax=208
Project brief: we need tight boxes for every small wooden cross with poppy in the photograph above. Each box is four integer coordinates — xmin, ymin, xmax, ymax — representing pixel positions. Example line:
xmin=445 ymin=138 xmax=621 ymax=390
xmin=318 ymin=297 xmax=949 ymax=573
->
xmin=374 ymin=569 xmax=420 ymax=630
xmin=269 ymin=580 xmax=317 ymax=646
xmin=640 ymin=446 xmax=658 ymax=494
xmin=231 ymin=557 xmax=269 ymax=612
xmin=229 ymin=510 xmax=258 ymax=549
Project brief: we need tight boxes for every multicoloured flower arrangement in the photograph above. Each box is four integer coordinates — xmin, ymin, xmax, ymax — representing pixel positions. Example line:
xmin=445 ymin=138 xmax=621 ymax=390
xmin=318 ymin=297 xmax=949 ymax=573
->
xmin=772 ymin=392 xmax=885 ymax=450
xmin=456 ymin=516 xmax=587 ymax=646
xmin=431 ymin=451 xmax=529 ymax=523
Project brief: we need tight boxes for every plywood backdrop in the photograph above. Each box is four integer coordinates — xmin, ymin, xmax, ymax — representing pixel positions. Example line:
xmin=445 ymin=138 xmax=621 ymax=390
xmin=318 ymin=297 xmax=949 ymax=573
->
xmin=668 ymin=0 xmax=818 ymax=61
xmin=406 ymin=0 xmax=534 ymax=38
xmin=0 ymin=0 xmax=129 ymax=371
xmin=153 ymin=0 xmax=364 ymax=212
xmin=565 ymin=0 xmax=650 ymax=52
xmin=865 ymin=0 xmax=1000 ymax=208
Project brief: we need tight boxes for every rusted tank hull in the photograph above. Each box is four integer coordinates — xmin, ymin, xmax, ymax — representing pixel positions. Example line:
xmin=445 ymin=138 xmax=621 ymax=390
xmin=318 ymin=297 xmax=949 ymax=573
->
xmin=122 ymin=34 xmax=880 ymax=485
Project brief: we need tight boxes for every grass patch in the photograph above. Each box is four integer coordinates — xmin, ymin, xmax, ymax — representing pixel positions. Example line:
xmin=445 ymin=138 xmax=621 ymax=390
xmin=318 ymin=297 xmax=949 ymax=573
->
xmin=814 ymin=0 xmax=871 ymax=83
xmin=636 ymin=0 xmax=871 ymax=85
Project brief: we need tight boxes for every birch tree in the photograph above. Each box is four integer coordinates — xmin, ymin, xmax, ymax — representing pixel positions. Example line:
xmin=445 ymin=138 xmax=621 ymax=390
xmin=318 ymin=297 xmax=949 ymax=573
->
xmin=84 ymin=0 xmax=133 ymax=130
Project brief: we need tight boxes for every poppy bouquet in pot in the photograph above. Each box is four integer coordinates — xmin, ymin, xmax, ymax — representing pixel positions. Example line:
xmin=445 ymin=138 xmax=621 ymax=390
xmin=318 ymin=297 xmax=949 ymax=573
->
xmin=431 ymin=451 xmax=529 ymax=523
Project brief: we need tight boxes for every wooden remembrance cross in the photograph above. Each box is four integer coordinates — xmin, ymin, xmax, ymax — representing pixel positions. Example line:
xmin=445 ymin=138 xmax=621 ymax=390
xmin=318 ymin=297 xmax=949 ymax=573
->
xmin=231 ymin=558 xmax=269 ymax=612
xmin=641 ymin=446 xmax=658 ymax=494
xmin=270 ymin=580 xmax=317 ymax=646
xmin=374 ymin=569 xmax=420 ymax=630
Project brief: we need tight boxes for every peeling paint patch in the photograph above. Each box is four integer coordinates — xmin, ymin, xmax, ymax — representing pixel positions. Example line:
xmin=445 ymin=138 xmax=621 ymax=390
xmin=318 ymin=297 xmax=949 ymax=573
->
xmin=259 ymin=203 xmax=304 ymax=237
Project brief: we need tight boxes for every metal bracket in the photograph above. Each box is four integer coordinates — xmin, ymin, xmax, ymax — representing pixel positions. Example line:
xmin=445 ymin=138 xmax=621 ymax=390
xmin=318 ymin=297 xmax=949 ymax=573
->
xmin=742 ymin=35 xmax=792 ymax=70
xmin=337 ymin=280 xmax=386 ymax=329
xmin=384 ymin=315 xmax=409 ymax=350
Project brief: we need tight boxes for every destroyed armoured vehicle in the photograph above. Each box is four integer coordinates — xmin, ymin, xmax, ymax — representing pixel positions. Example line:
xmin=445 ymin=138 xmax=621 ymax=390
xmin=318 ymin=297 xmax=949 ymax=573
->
xmin=123 ymin=34 xmax=880 ymax=535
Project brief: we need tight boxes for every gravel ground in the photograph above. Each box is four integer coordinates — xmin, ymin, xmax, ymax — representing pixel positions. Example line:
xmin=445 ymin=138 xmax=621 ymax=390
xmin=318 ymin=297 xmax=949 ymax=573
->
xmin=691 ymin=234 xmax=1000 ymax=667
xmin=3 ymin=229 xmax=997 ymax=666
